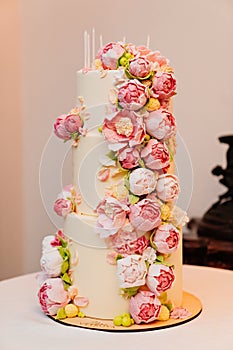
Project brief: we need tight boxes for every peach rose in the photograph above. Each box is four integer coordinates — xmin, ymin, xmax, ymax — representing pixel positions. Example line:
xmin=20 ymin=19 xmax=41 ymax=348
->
xmin=145 ymin=109 xmax=176 ymax=141
xmin=146 ymin=264 xmax=175 ymax=296
xmin=117 ymin=254 xmax=147 ymax=288
xmin=141 ymin=139 xmax=170 ymax=171
xmin=129 ymin=168 xmax=157 ymax=196
xmin=153 ymin=223 xmax=180 ymax=254
xmin=156 ymin=174 xmax=180 ymax=202
xmin=118 ymin=79 xmax=148 ymax=111
xmin=129 ymin=198 xmax=161 ymax=232
xmin=102 ymin=110 xmax=146 ymax=151
xmin=38 ymin=278 xmax=69 ymax=315
xmin=129 ymin=290 xmax=161 ymax=324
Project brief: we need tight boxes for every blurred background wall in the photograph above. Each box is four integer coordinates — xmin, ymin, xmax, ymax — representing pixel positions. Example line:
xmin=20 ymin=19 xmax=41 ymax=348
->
xmin=0 ymin=0 xmax=232 ymax=280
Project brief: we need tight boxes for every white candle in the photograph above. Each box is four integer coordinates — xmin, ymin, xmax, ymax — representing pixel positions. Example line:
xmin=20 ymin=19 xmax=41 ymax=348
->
xmin=92 ymin=28 xmax=95 ymax=66
xmin=87 ymin=33 xmax=90 ymax=68
xmin=84 ymin=31 xmax=87 ymax=67
xmin=99 ymin=34 xmax=103 ymax=49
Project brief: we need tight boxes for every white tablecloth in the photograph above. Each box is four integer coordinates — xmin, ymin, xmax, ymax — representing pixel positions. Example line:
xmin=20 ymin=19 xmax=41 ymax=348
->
xmin=1 ymin=265 xmax=233 ymax=350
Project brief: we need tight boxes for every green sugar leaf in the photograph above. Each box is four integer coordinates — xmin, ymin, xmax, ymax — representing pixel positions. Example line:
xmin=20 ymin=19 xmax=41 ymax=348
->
xmin=56 ymin=307 xmax=67 ymax=320
xmin=61 ymin=260 xmax=69 ymax=274
xmin=106 ymin=150 xmax=117 ymax=161
xmin=61 ymin=272 xmax=72 ymax=285
xmin=128 ymin=194 xmax=140 ymax=205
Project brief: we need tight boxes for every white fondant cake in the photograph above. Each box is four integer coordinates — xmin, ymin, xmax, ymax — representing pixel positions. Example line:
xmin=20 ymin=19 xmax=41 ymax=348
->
xmin=38 ymin=41 xmax=190 ymax=327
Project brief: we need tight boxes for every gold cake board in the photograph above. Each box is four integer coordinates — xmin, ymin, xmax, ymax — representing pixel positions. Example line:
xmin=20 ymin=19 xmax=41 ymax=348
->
xmin=50 ymin=291 xmax=202 ymax=332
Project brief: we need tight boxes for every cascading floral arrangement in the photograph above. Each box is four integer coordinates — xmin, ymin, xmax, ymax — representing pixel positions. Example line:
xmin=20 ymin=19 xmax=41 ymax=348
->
xmin=93 ymin=42 xmax=189 ymax=325
xmin=44 ymin=41 xmax=190 ymax=326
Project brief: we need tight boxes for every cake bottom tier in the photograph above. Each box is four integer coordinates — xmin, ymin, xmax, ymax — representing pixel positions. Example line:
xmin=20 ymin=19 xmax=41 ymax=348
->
xmin=64 ymin=213 xmax=183 ymax=319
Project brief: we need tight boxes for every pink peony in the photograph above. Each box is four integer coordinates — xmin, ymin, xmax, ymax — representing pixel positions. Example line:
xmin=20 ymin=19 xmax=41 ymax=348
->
xmin=151 ymin=72 xmax=176 ymax=100
xmin=54 ymin=115 xmax=71 ymax=140
xmin=102 ymin=110 xmax=146 ymax=151
xmin=141 ymin=139 xmax=170 ymax=172
xmin=156 ymin=173 xmax=180 ymax=202
xmin=114 ymin=235 xmax=149 ymax=255
xmin=40 ymin=236 xmax=63 ymax=277
xmin=129 ymin=290 xmax=161 ymax=324
xmin=95 ymin=196 xmax=129 ymax=238
xmin=153 ymin=223 xmax=180 ymax=254
xmin=117 ymin=254 xmax=147 ymax=288
xmin=129 ymin=198 xmax=161 ymax=232
xmin=97 ymin=42 xmax=125 ymax=70
xmin=118 ymin=79 xmax=149 ymax=111
xmin=128 ymin=57 xmax=152 ymax=79
xmin=129 ymin=168 xmax=157 ymax=196
xmin=105 ymin=221 xmax=139 ymax=251
xmin=146 ymin=264 xmax=175 ymax=296
xmin=145 ymin=109 xmax=176 ymax=141
xmin=54 ymin=198 xmax=72 ymax=217
xmin=118 ymin=147 xmax=140 ymax=169
xmin=38 ymin=278 xmax=69 ymax=315
xmin=64 ymin=113 xmax=83 ymax=133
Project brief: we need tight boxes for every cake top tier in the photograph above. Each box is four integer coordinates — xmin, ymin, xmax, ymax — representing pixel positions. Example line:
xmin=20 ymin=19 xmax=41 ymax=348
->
xmin=94 ymin=41 xmax=173 ymax=75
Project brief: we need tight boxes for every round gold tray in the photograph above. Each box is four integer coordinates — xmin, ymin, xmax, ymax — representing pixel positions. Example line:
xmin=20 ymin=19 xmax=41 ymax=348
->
xmin=50 ymin=291 xmax=202 ymax=332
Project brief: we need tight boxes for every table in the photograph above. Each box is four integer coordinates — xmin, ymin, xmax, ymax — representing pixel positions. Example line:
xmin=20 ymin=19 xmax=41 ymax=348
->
xmin=1 ymin=265 xmax=233 ymax=350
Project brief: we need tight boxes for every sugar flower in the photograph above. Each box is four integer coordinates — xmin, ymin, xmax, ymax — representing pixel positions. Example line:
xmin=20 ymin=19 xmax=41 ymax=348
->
xmin=129 ymin=198 xmax=161 ymax=232
xmin=156 ymin=173 xmax=180 ymax=202
xmin=145 ymin=109 xmax=176 ymax=141
xmin=153 ymin=223 xmax=180 ymax=254
xmin=146 ymin=264 xmax=175 ymax=296
xmin=141 ymin=138 xmax=170 ymax=172
xmin=102 ymin=110 xmax=146 ymax=151
xmin=129 ymin=290 xmax=161 ymax=324
xmin=38 ymin=278 xmax=69 ymax=316
xmin=117 ymin=254 xmax=147 ymax=288
xmin=129 ymin=168 xmax=157 ymax=196
xmin=95 ymin=196 xmax=129 ymax=238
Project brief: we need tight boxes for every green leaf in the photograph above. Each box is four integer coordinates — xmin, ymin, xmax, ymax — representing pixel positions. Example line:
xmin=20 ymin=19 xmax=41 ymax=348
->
xmin=138 ymin=158 xmax=145 ymax=168
xmin=58 ymin=235 xmax=68 ymax=248
xmin=71 ymin=132 xmax=79 ymax=140
xmin=61 ymin=272 xmax=72 ymax=285
xmin=164 ymin=302 xmax=173 ymax=311
xmin=57 ymin=246 xmax=66 ymax=259
xmin=120 ymin=286 xmax=139 ymax=298
xmin=149 ymin=231 xmax=157 ymax=250
xmin=106 ymin=150 xmax=117 ymax=161
xmin=63 ymin=281 xmax=70 ymax=291
xmin=116 ymin=254 xmax=123 ymax=261
xmin=128 ymin=194 xmax=140 ymax=205
xmin=61 ymin=260 xmax=69 ymax=274
xmin=156 ymin=255 xmax=164 ymax=263
xmin=56 ymin=307 xmax=67 ymax=320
